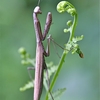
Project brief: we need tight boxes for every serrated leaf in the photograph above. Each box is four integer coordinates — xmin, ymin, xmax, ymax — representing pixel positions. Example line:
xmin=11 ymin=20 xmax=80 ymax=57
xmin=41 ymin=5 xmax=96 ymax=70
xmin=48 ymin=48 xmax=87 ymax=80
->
xmin=20 ymin=61 xmax=58 ymax=91
xmin=44 ymin=62 xmax=58 ymax=79
xmin=72 ymin=35 xmax=83 ymax=43
xmin=44 ymin=62 xmax=58 ymax=91
xmin=48 ymin=88 xmax=66 ymax=100
xmin=20 ymin=80 xmax=34 ymax=91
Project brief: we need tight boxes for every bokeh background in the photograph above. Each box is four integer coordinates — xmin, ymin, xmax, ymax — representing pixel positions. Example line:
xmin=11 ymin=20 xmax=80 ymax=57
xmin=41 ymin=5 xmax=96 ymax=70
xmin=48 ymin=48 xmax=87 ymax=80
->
xmin=0 ymin=0 xmax=99 ymax=100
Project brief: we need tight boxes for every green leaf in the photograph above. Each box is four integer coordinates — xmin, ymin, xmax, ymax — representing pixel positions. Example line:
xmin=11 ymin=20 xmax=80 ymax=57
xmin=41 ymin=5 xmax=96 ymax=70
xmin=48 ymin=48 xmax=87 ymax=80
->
xmin=48 ymin=88 xmax=66 ymax=100
xmin=44 ymin=62 xmax=58 ymax=91
xmin=19 ymin=61 xmax=58 ymax=91
xmin=72 ymin=35 xmax=84 ymax=43
xmin=20 ymin=80 xmax=34 ymax=91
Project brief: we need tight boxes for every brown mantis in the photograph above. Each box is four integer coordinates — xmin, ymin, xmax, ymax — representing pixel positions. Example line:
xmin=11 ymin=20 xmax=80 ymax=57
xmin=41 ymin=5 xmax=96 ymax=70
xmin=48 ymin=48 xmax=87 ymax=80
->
xmin=33 ymin=6 xmax=53 ymax=100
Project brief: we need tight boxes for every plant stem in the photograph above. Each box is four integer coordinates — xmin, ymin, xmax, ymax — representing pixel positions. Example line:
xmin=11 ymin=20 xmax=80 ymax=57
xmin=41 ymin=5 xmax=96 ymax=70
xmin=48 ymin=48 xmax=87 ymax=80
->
xmin=69 ymin=14 xmax=77 ymax=41
xmin=45 ymin=50 xmax=69 ymax=100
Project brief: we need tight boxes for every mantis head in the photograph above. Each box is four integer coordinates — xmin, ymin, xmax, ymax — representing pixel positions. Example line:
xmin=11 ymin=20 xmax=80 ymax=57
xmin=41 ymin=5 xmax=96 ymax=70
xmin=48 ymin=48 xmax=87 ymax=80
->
xmin=34 ymin=6 xmax=42 ymax=14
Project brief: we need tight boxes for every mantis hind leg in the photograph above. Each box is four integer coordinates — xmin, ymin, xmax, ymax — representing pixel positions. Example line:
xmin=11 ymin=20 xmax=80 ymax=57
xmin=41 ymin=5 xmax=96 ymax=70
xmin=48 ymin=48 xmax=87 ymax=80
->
xmin=43 ymin=61 xmax=54 ymax=100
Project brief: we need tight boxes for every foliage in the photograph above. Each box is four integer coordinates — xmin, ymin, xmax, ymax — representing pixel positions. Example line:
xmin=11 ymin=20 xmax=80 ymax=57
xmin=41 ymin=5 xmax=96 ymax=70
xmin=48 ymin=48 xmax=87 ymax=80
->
xmin=18 ymin=47 xmax=58 ymax=91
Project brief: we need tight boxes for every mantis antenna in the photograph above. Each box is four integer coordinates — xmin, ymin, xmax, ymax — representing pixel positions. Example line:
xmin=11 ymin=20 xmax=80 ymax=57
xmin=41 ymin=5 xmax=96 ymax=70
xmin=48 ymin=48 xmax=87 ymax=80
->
xmin=37 ymin=0 xmax=41 ymax=6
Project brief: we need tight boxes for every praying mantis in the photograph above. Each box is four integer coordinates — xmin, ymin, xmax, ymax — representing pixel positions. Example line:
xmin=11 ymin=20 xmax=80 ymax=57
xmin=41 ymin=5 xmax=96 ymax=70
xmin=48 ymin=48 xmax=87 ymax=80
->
xmin=33 ymin=5 xmax=53 ymax=100
xmin=19 ymin=1 xmax=84 ymax=100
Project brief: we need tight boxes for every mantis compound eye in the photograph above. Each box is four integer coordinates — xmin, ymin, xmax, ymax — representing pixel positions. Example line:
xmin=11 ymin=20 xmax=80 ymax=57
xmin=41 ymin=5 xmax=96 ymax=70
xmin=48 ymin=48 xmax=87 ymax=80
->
xmin=34 ymin=6 xmax=42 ymax=14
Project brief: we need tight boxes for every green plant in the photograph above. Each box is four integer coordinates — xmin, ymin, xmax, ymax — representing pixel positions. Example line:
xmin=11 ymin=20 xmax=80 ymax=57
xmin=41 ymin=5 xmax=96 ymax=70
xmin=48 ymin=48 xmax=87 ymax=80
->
xmin=45 ymin=1 xmax=83 ymax=100
xmin=19 ymin=1 xmax=83 ymax=100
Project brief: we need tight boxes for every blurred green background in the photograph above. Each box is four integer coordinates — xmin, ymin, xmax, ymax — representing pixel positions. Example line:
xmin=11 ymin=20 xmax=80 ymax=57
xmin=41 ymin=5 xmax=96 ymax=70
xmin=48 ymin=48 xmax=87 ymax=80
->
xmin=0 ymin=0 xmax=99 ymax=100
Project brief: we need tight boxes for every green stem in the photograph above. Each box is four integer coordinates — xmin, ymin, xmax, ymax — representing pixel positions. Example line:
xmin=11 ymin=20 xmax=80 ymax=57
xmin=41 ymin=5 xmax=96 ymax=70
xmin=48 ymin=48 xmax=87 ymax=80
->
xmin=50 ymin=50 xmax=69 ymax=89
xmin=69 ymin=14 xmax=77 ymax=41
xmin=45 ymin=50 xmax=69 ymax=100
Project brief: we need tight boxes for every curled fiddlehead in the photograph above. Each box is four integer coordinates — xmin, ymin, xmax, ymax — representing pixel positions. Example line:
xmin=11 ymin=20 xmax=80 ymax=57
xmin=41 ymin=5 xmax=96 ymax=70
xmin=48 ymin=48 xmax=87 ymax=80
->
xmin=57 ymin=1 xmax=76 ymax=16
xmin=57 ymin=1 xmax=83 ymax=57
xmin=57 ymin=1 xmax=77 ymax=41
